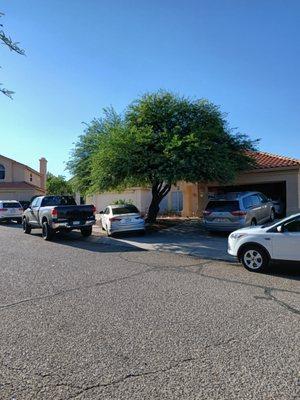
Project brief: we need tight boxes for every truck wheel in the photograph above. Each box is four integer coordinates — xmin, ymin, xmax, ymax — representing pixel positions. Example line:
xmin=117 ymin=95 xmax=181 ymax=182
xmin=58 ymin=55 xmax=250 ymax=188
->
xmin=42 ymin=221 xmax=53 ymax=241
xmin=23 ymin=218 xmax=31 ymax=234
xmin=240 ymin=245 xmax=269 ymax=273
xmin=81 ymin=226 xmax=92 ymax=237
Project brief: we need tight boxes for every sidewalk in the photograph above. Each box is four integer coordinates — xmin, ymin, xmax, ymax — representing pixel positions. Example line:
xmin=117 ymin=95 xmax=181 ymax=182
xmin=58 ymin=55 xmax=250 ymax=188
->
xmin=92 ymin=219 xmax=234 ymax=262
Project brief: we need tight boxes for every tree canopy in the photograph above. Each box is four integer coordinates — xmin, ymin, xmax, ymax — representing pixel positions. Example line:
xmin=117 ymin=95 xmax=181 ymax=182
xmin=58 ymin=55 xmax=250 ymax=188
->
xmin=68 ymin=91 xmax=257 ymax=222
xmin=0 ymin=11 xmax=25 ymax=98
xmin=46 ymin=173 xmax=73 ymax=196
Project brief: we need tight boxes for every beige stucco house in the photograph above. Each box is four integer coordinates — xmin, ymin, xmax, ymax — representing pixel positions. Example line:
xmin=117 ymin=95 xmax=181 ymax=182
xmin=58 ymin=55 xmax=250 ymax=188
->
xmin=0 ymin=154 xmax=47 ymax=202
xmin=87 ymin=151 xmax=300 ymax=218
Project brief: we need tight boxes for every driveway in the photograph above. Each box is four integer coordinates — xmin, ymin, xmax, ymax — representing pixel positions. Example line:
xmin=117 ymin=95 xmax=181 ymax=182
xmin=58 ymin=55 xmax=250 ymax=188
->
xmin=0 ymin=223 xmax=299 ymax=399
xmin=94 ymin=219 xmax=233 ymax=261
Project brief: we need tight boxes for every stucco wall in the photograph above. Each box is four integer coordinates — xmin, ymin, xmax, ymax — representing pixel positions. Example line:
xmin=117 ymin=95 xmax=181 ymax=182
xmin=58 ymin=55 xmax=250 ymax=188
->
xmin=0 ymin=188 xmax=43 ymax=201
xmin=86 ymin=188 xmax=148 ymax=214
xmin=24 ymin=168 xmax=41 ymax=187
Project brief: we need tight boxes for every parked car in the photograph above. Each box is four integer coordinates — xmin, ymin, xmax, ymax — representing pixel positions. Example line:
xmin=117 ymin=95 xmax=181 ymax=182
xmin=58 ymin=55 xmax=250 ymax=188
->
xmin=100 ymin=204 xmax=145 ymax=236
xmin=203 ymin=192 xmax=275 ymax=232
xmin=22 ymin=195 xmax=96 ymax=240
xmin=228 ymin=213 xmax=300 ymax=272
xmin=0 ymin=200 xmax=23 ymax=224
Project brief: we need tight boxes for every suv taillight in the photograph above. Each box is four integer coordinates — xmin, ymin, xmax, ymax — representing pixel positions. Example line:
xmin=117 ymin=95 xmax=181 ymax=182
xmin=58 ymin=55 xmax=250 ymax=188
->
xmin=0 ymin=208 xmax=8 ymax=212
xmin=92 ymin=205 xmax=96 ymax=214
xmin=231 ymin=210 xmax=247 ymax=216
xmin=51 ymin=209 xmax=58 ymax=217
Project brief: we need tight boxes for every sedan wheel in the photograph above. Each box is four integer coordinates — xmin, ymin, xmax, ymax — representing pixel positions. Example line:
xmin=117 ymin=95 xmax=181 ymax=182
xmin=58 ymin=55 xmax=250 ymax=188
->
xmin=240 ymin=246 xmax=269 ymax=273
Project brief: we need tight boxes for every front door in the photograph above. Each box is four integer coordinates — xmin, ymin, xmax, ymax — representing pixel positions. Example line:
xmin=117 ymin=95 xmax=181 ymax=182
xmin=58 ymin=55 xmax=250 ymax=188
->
xmin=272 ymin=217 xmax=300 ymax=261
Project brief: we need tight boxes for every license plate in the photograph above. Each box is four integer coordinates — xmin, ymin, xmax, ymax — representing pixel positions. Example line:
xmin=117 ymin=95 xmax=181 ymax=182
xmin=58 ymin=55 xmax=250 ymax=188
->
xmin=73 ymin=221 xmax=80 ymax=225
xmin=214 ymin=218 xmax=228 ymax=222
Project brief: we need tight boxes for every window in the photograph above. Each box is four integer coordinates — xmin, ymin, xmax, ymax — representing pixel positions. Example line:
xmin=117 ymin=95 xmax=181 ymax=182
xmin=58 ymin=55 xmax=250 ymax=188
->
xmin=250 ymin=195 xmax=261 ymax=207
xmin=205 ymin=201 xmax=240 ymax=213
xmin=3 ymin=202 xmax=22 ymax=209
xmin=257 ymin=193 xmax=268 ymax=203
xmin=31 ymin=197 xmax=40 ymax=207
xmin=283 ymin=218 xmax=300 ymax=233
xmin=41 ymin=196 xmax=77 ymax=207
xmin=0 ymin=164 xmax=5 ymax=180
xmin=243 ymin=196 xmax=252 ymax=209
xmin=112 ymin=205 xmax=139 ymax=215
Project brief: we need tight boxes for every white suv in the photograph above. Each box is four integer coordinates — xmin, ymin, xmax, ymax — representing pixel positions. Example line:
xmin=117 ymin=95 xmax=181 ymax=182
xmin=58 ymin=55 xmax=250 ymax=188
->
xmin=0 ymin=200 xmax=23 ymax=224
xmin=228 ymin=213 xmax=300 ymax=272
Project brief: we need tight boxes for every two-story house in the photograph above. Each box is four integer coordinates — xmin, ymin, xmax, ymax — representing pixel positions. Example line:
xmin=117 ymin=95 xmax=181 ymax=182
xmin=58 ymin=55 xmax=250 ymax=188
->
xmin=0 ymin=154 xmax=47 ymax=202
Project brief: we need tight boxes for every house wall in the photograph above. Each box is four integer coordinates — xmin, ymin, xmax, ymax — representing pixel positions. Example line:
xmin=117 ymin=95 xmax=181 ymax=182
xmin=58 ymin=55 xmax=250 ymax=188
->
xmin=24 ymin=168 xmax=42 ymax=187
xmin=86 ymin=188 xmax=150 ymax=214
xmin=0 ymin=188 xmax=43 ymax=201
xmin=0 ymin=155 xmax=46 ymax=201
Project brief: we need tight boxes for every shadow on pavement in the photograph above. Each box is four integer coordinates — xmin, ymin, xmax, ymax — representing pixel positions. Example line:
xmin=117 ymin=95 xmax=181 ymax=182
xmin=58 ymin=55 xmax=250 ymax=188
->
xmin=30 ymin=230 xmax=147 ymax=254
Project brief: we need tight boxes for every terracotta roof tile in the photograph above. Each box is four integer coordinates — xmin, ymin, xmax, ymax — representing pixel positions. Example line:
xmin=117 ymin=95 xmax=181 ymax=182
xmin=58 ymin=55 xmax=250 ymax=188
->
xmin=0 ymin=182 xmax=45 ymax=191
xmin=248 ymin=151 xmax=300 ymax=170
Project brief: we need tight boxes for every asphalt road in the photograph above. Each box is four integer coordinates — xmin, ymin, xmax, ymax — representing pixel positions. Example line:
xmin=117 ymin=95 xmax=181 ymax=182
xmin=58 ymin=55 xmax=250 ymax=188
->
xmin=0 ymin=224 xmax=299 ymax=400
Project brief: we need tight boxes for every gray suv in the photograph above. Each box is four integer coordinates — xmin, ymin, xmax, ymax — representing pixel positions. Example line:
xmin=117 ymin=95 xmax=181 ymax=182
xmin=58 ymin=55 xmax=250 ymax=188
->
xmin=203 ymin=192 xmax=275 ymax=232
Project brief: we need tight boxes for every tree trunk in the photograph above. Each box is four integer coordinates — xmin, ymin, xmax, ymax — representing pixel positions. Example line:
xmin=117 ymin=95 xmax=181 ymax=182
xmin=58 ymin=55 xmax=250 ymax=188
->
xmin=145 ymin=182 xmax=171 ymax=223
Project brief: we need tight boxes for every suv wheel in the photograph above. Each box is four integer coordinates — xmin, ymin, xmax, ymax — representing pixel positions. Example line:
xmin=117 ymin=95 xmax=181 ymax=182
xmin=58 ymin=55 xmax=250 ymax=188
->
xmin=240 ymin=245 xmax=269 ymax=273
xmin=42 ymin=221 xmax=53 ymax=241
xmin=23 ymin=218 xmax=31 ymax=234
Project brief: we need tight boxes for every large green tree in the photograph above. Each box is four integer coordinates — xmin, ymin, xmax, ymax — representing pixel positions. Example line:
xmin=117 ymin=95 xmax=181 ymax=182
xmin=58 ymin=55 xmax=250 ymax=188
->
xmin=67 ymin=108 xmax=120 ymax=195
xmin=0 ymin=11 xmax=25 ymax=98
xmin=46 ymin=173 xmax=73 ymax=196
xmin=69 ymin=91 xmax=257 ymax=222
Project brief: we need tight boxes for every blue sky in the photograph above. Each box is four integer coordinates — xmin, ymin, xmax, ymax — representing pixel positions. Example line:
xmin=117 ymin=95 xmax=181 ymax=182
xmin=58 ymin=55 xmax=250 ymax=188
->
xmin=1 ymin=0 xmax=300 ymax=177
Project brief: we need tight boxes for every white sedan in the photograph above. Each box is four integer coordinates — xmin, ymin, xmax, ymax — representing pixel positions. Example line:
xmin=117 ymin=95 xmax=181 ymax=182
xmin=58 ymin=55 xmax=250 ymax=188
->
xmin=100 ymin=204 xmax=145 ymax=236
xmin=228 ymin=213 xmax=300 ymax=272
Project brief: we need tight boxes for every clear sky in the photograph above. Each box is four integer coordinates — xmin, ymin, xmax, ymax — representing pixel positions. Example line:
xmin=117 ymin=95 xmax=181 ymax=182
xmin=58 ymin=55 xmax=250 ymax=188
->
xmin=1 ymin=0 xmax=299 ymax=177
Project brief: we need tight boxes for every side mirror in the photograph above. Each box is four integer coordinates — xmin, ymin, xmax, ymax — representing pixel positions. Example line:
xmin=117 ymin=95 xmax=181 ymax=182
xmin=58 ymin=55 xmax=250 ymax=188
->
xmin=277 ymin=225 xmax=283 ymax=233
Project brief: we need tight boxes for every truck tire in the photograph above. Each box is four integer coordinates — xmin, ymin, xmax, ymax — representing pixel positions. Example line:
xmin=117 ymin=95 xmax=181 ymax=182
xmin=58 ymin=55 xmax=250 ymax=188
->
xmin=23 ymin=218 xmax=31 ymax=234
xmin=42 ymin=221 xmax=53 ymax=241
xmin=81 ymin=226 xmax=92 ymax=237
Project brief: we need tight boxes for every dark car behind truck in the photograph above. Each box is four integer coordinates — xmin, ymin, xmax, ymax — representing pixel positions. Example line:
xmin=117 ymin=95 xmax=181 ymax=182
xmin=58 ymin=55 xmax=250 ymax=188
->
xmin=22 ymin=196 xmax=96 ymax=240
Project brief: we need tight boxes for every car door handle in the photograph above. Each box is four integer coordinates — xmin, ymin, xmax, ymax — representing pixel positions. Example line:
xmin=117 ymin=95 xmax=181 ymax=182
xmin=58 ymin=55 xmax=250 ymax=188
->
xmin=264 ymin=237 xmax=271 ymax=241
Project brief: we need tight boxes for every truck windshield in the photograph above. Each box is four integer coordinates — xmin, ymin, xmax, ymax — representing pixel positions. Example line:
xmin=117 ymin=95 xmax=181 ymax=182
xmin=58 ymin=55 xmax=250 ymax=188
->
xmin=41 ymin=196 xmax=77 ymax=207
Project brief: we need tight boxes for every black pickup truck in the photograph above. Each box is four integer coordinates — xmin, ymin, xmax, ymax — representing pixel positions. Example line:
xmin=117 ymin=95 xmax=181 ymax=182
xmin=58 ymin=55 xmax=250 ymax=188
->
xmin=22 ymin=195 xmax=96 ymax=240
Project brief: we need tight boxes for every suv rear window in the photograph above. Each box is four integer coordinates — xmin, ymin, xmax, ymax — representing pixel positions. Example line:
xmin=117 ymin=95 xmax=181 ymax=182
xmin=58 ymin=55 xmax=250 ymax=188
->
xmin=112 ymin=205 xmax=139 ymax=215
xmin=3 ymin=202 xmax=21 ymax=208
xmin=205 ymin=201 xmax=240 ymax=212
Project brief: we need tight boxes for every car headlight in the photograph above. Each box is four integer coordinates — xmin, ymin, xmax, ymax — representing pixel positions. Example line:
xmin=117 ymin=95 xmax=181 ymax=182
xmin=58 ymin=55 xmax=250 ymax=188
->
xmin=230 ymin=233 xmax=248 ymax=240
